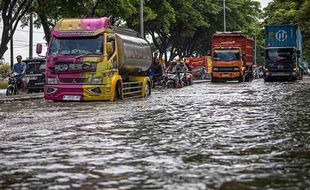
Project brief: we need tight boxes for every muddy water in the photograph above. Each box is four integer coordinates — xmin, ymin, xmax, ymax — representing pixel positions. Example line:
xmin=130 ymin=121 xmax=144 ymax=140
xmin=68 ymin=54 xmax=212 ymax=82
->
xmin=0 ymin=79 xmax=309 ymax=189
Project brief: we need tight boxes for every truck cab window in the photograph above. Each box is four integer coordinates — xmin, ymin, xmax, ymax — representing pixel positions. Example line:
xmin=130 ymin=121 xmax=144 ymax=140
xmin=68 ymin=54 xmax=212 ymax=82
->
xmin=107 ymin=36 xmax=116 ymax=59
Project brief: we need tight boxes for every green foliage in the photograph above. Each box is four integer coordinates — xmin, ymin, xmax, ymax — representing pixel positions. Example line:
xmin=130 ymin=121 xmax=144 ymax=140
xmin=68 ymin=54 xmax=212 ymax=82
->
xmin=0 ymin=64 xmax=10 ymax=79
xmin=0 ymin=0 xmax=33 ymax=58
xmin=12 ymin=0 xmax=262 ymax=62
xmin=298 ymin=0 xmax=310 ymax=60
xmin=263 ymin=0 xmax=310 ymax=60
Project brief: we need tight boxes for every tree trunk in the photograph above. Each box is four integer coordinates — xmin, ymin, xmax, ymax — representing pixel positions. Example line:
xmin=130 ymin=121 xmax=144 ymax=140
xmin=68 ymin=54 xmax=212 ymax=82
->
xmin=38 ymin=14 xmax=51 ymax=43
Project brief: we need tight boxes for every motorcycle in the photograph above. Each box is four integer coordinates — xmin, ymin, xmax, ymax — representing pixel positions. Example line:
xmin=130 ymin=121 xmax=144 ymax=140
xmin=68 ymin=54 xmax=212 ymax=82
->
xmin=164 ymin=72 xmax=193 ymax=88
xmin=165 ymin=73 xmax=182 ymax=88
xmin=183 ymin=72 xmax=194 ymax=86
xmin=6 ymin=73 xmax=27 ymax=96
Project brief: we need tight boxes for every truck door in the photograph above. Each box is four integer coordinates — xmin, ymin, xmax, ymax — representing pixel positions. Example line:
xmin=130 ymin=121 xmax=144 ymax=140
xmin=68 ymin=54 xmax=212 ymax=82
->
xmin=106 ymin=35 xmax=118 ymax=69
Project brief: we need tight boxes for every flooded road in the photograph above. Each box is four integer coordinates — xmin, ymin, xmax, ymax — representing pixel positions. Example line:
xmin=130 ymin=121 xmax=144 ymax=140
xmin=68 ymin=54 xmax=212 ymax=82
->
xmin=1 ymin=78 xmax=310 ymax=190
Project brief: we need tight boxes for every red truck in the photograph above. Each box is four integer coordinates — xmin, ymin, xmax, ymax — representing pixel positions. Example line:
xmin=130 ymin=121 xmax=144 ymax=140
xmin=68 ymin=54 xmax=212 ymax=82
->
xmin=185 ymin=56 xmax=212 ymax=80
xmin=211 ymin=32 xmax=254 ymax=83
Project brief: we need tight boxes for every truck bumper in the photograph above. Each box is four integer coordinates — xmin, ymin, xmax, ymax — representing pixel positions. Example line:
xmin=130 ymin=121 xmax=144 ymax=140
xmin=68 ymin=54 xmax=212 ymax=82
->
xmin=265 ymin=72 xmax=297 ymax=78
xmin=44 ymin=84 xmax=112 ymax=101
xmin=212 ymin=72 xmax=241 ymax=79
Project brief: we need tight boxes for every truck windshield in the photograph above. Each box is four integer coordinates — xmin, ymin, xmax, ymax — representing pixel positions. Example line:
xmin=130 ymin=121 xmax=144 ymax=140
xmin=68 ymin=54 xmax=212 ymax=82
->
xmin=49 ymin=35 xmax=103 ymax=56
xmin=267 ymin=48 xmax=294 ymax=63
xmin=213 ymin=49 xmax=240 ymax=61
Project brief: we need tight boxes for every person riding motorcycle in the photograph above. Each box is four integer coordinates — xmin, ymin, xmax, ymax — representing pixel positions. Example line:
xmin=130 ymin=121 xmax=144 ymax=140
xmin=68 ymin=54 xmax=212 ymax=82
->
xmin=172 ymin=59 xmax=188 ymax=73
xmin=12 ymin=55 xmax=27 ymax=93
xmin=149 ymin=52 xmax=164 ymax=86
xmin=172 ymin=58 xmax=189 ymax=85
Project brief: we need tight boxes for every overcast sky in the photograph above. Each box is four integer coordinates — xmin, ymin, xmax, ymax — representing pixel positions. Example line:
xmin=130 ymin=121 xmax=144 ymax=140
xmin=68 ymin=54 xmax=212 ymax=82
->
xmin=1 ymin=0 xmax=273 ymax=63
xmin=258 ymin=0 xmax=273 ymax=9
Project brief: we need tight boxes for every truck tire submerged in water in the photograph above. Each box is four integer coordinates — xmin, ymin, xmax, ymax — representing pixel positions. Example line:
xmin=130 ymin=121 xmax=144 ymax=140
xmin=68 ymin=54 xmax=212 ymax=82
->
xmin=114 ymin=81 xmax=122 ymax=101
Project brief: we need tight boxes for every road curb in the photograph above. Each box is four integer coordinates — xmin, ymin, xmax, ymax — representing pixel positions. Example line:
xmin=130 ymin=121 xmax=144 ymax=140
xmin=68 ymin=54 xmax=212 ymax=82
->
xmin=0 ymin=93 xmax=43 ymax=103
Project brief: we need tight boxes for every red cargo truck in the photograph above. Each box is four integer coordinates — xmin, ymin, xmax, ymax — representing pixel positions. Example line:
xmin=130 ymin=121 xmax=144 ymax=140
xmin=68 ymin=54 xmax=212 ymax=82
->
xmin=211 ymin=32 xmax=254 ymax=82
xmin=185 ymin=56 xmax=209 ymax=80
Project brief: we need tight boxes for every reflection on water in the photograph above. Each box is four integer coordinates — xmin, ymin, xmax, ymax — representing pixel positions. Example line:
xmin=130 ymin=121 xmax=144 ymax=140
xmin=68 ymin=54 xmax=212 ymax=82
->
xmin=0 ymin=89 xmax=6 ymax=95
xmin=0 ymin=79 xmax=310 ymax=189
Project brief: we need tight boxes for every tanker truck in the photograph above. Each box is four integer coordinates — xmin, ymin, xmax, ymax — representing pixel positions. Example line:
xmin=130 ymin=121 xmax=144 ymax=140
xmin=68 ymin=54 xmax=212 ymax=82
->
xmin=211 ymin=32 xmax=254 ymax=83
xmin=263 ymin=24 xmax=304 ymax=81
xmin=37 ymin=17 xmax=152 ymax=101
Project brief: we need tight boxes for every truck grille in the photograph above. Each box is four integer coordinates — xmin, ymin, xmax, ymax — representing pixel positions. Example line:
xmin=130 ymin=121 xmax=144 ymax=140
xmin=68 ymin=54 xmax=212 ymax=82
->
xmin=267 ymin=63 xmax=293 ymax=72
xmin=58 ymin=78 xmax=88 ymax=84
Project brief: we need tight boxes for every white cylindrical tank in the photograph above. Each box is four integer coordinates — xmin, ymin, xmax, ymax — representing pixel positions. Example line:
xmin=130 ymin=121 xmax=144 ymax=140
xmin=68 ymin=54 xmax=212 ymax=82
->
xmin=115 ymin=33 xmax=152 ymax=75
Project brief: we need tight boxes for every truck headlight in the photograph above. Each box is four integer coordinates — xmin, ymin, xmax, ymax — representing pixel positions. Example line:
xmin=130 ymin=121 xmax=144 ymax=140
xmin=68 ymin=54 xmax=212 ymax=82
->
xmin=47 ymin=78 xmax=58 ymax=84
xmin=91 ymin=77 xmax=102 ymax=84
xmin=233 ymin=67 xmax=240 ymax=71
xmin=213 ymin=67 xmax=219 ymax=71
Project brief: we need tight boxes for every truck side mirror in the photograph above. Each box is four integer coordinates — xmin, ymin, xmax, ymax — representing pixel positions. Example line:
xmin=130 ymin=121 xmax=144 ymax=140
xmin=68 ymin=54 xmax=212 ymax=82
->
xmin=36 ymin=43 xmax=42 ymax=54
xmin=106 ymin=42 xmax=113 ymax=56
xmin=207 ymin=50 xmax=211 ymax=56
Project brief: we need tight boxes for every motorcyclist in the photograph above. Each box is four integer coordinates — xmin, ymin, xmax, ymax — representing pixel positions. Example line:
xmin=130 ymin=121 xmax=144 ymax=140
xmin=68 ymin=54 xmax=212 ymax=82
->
xmin=150 ymin=52 xmax=164 ymax=85
xmin=172 ymin=58 xmax=189 ymax=85
xmin=171 ymin=58 xmax=188 ymax=73
xmin=165 ymin=61 xmax=177 ymax=74
xmin=12 ymin=55 xmax=27 ymax=93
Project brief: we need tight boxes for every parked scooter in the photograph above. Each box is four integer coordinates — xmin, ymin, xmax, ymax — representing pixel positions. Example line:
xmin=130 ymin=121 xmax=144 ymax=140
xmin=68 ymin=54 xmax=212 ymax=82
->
xmin=6 ymin=73 xmax=27 ymax=96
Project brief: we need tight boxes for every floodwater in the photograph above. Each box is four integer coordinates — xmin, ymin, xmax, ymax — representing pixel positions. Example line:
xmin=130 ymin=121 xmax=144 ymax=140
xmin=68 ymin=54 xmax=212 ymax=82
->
xmin=0 ymin=78 xmax=309 ymax=190
xmin=0 ymin=89 xmax=6 ymax=95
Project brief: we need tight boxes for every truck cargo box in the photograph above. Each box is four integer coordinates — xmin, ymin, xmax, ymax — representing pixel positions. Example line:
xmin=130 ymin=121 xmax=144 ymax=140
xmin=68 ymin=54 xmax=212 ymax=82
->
xmin=212 ymin=32 xmax=254 ymax=66
xmin=265 ymin=24 xmax=301 ymax=49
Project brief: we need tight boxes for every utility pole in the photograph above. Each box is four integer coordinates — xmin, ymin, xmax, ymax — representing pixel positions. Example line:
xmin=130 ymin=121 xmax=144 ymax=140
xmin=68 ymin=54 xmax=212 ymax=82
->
xmin=10 ymin=15 xmax=14 ymax=70
xmin=29 ymin=13 xmax=33 ymax=59
xmin=247 ymin=15 xmax=258 ymax=65
xmin=140 ymin=0 xmax=144 ymax=38
xmin=223 ymin=0 xmax=226 ymax=32
xmin=254 ymin=26 xmax=257 ymax=65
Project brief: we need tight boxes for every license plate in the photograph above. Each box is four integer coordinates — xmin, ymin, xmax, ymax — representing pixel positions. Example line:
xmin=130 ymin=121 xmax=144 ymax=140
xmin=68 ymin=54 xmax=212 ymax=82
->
xmin=63 ymin=95 xmax=81 ymax=101
xmin=222 ymin=73 xmax=230 ymax=77
xmin=28 ymin=76 xmax=37 ymax=80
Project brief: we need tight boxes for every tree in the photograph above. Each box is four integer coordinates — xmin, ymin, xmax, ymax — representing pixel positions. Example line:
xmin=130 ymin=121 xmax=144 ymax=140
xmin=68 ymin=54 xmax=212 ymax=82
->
xmin=25 ymin=0 xmax=136 ymax=43
xmin=297 ymin=0 xmax=310 ymax=60
xmin=0 ymin=0 xmax=34 ymax=59
xmin=0 ymin=64 xmax=10 ymax=79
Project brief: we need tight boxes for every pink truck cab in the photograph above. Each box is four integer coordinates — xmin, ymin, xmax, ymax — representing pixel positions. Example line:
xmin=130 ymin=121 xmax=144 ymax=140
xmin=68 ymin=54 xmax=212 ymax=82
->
xmin=40 ymin=17 xmax=152 ymax=101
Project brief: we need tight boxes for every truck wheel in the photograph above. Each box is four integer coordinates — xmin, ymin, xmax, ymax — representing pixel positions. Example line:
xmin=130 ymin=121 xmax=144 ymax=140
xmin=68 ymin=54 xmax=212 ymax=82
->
xmin=114 ymin=81 xmax=122 ymax=101
xmin=264 ymin=77 xmax=271 ymax=82
xmin=246 ymin=72 xmax=254 ymax=82
xmin=211 ymin=76 xmax=217 ymax=83
xmin=238 ymin=74 xmax=245 ymax=83
xmin=144 ymin=82 xmax=151 ymax=97
xmin=298 ymin=70 xmax=303 ymax=80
